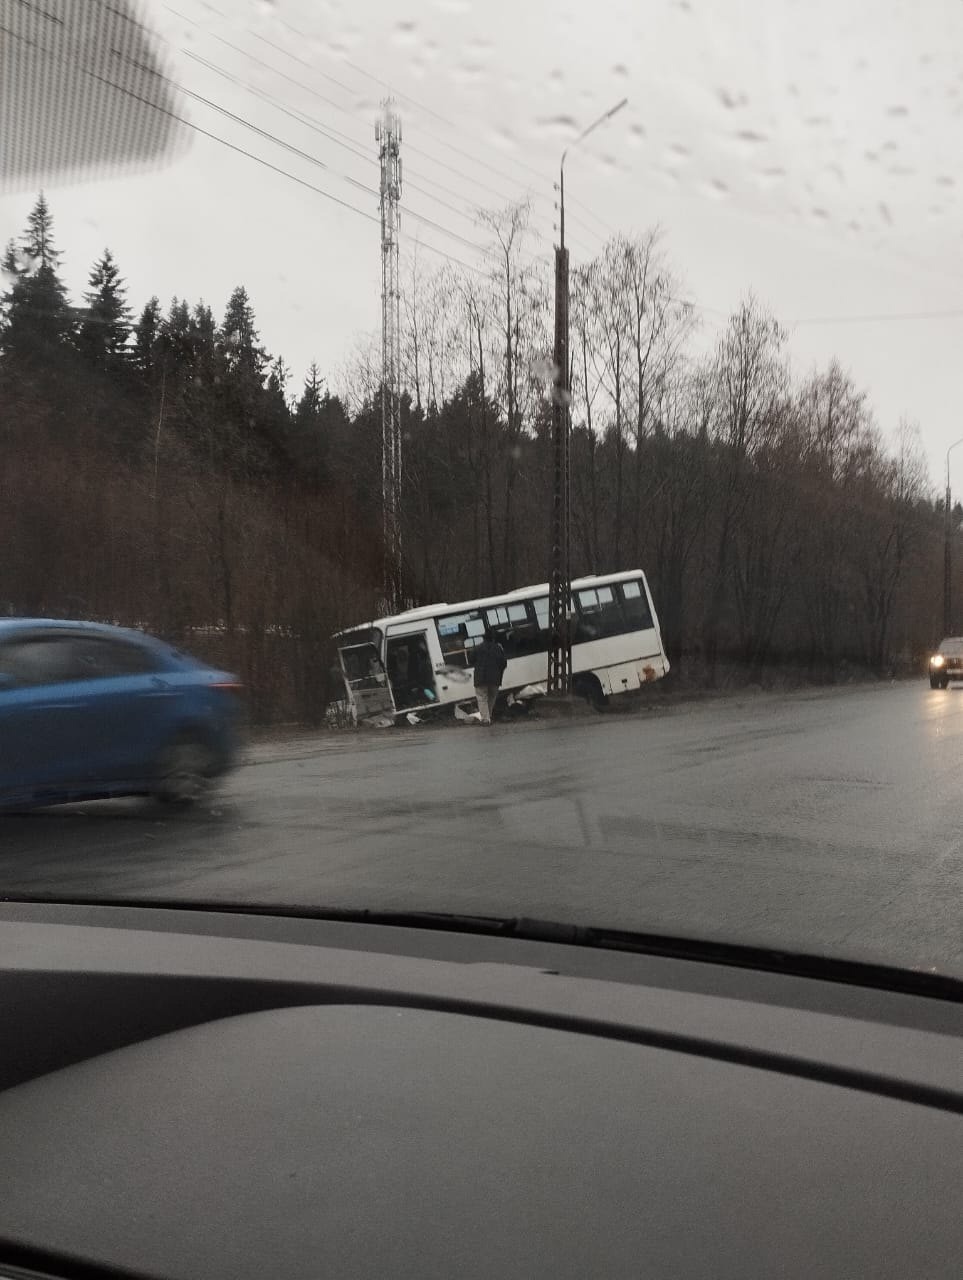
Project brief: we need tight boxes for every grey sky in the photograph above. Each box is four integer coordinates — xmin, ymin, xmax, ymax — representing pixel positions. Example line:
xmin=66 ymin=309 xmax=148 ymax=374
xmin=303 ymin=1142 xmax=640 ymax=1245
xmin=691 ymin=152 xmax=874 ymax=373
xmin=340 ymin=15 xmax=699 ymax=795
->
xmin=2 ymin=0 xmax=961 ymax=482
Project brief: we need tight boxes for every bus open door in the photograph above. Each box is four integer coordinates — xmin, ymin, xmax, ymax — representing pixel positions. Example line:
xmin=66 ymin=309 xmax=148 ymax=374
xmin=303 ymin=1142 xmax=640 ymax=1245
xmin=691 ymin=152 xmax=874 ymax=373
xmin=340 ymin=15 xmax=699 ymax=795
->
xmin=337 ymin=642 xmax=395 ymax=724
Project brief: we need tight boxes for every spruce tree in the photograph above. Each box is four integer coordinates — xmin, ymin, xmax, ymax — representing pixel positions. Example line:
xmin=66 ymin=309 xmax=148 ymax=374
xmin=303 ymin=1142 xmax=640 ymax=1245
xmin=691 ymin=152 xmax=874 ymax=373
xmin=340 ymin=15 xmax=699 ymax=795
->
xmin=219 ymin=285 xmax=267 ymax=378
xmin=0 ymin=194 xmax=72 ymax=362
xmin=133 ymin=296 xmax=162 ymax=379
xmin=78 ymin=249 xmax=131 ymax=367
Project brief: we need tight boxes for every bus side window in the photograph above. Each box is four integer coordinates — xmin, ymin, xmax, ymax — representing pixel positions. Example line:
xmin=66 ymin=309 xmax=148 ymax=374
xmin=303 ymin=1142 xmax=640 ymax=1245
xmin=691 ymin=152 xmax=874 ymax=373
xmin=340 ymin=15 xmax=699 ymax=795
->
xmin=619 ymin=580 xmax=654 ymax=631
xmin=437 ymin=611 xmax=485 ymax=667
xmin=500 ymin=601 xmax=540 ymax=656
xmin=480 ymin=603 xmax=537 ymax=657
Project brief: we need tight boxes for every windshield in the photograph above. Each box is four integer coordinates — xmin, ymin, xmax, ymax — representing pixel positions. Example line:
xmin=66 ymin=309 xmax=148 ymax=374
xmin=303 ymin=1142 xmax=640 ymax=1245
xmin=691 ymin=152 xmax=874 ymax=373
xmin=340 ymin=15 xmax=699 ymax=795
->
xmin=1 ymin=0 xmax=961 ymax=982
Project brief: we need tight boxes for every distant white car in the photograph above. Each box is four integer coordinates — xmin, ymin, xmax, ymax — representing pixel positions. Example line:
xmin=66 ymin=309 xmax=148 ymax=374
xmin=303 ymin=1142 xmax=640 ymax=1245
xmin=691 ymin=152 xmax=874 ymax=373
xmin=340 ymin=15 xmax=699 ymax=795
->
xmin=928 ymin=637 xmax=963 ymax=688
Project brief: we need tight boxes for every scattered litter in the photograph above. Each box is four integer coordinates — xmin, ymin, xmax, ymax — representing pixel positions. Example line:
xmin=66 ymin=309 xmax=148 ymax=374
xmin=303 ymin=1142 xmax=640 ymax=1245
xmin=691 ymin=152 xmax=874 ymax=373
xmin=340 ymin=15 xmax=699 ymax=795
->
xmin=454 ymin=704 xmax=482 ymax=724
xmin=516 ymin=684 xmax=546 ymax=701
xmin=406 ymin=712 xmax=422 ymax=726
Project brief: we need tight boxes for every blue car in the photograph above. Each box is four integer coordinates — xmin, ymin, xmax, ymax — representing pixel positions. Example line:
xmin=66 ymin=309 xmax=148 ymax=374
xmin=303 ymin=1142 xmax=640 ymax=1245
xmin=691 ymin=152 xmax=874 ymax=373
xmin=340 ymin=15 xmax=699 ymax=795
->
xmin=0 ymin=620 xmax=242 ymax=810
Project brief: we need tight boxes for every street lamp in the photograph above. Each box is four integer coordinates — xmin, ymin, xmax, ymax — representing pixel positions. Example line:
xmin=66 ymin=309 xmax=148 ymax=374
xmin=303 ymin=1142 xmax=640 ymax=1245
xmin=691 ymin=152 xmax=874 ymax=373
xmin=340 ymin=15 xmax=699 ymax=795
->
xmin=547 ymin=97 xmax=628 ymax=696
xmin=558 ymin=98 xmax=628 ymax=258
xmin=944 ymin=436 xmax=963 ymax=635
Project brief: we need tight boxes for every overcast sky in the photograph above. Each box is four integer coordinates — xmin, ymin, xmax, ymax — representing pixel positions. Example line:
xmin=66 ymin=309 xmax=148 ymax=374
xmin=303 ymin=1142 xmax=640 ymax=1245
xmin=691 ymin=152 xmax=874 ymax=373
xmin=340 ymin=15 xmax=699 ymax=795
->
xmin=2 ymin=0 xmax=961 ymax=483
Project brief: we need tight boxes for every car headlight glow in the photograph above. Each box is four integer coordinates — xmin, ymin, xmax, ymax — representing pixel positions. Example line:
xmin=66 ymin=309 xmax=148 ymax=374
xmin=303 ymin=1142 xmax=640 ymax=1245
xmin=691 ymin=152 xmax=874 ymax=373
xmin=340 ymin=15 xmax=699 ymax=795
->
xmin=932 ymin=654 xmax=945 ymax=667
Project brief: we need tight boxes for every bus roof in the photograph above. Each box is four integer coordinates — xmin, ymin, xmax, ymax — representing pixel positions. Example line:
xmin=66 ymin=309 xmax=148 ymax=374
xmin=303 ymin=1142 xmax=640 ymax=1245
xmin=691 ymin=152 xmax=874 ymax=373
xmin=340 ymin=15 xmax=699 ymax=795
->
xmin=348 ymin=570 xmax=647 ymax=632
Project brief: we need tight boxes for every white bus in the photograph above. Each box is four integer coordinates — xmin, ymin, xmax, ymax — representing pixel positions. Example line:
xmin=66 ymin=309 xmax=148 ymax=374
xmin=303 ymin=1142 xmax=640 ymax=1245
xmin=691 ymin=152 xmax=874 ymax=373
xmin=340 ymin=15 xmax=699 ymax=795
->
xmin=333 ymin=570 xmax=670 ymax=724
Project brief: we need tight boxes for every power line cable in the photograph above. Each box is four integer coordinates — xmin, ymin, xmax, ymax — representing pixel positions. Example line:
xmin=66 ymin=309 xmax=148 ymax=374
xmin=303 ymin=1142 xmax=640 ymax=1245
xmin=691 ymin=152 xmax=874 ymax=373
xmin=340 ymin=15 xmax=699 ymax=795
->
xmin=113 ymin=48 xmax=502 ymax=263
xmin=253 ymin=4 xmax=576 ymax=200
xmin=183 ymin=50 xmax=487 ymax=229
xmin=171 ymin=0 xmax=625 ymax=261
xmin=564 ymin=188 xmax=620 ymax=238
xmin=172 ymin=34 xmax=563 ymax=265
xmin=189 ymin=0 xmax=553 ymax=201
xmin=5 ymin=24 xmax=489 ymax=277
xmin=174 ymin=29 xmax=584 ymax=265
xmin=166 ymin=5 xmax=554 ymax=221
xmin=184 ymin=49 xmax=371 ymax=164
xmin=170 ymin=41 xmax=557 ymax=273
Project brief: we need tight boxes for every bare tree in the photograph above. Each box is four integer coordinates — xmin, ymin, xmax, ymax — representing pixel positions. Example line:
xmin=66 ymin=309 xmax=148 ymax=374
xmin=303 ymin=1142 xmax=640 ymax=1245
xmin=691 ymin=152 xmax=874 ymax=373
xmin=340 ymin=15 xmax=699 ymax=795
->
xmin=703 ymin=295 xmax=788 ymax=679
xmin=476 ymin=201 xmax=547 ymax=585
xmin=616 ymin=230 xmax=695 ymax=563
xmin=335 ymin=330 xmax=381 ymax=416
xmin=569 ymin=265 xmax=605 ymax=570
xmin=796 ymin=360 xmax=878 ymax=675
xmin=586 ymin=238 xmax=633 ymax=565
xmin=856 ymin=418 xmax=929 ymax=670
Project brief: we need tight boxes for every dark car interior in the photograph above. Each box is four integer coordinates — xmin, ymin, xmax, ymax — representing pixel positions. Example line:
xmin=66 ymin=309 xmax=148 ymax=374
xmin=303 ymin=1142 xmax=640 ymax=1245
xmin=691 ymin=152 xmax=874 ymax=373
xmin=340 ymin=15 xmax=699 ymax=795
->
xmin=0 ymin=901 xmax=960 ymax=1280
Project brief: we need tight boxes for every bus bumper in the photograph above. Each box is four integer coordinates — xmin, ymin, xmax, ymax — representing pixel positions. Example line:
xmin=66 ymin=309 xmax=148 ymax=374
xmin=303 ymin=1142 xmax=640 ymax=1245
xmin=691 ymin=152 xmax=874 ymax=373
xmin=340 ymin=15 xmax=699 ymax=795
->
xmin=598 ymin=657 xmax=670 ymax=696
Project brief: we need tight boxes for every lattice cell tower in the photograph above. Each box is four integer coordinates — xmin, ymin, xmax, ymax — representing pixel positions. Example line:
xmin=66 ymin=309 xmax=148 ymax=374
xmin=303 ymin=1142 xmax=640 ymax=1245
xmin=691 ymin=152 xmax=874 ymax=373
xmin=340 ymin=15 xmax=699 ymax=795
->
xmin=376 ymin=100 xmax=403 ymax=610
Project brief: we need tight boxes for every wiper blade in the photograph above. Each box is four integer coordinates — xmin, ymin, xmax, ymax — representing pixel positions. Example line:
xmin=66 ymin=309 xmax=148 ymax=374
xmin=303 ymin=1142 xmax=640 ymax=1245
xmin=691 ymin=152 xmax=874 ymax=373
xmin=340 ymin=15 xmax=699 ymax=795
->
xmin=3 ymin=896 xmax=961 ymax=1003
xmin=323 ymin=910 xmax=594 ymax=944
xmin=345 ymin=912 xmax=963 ymax=1002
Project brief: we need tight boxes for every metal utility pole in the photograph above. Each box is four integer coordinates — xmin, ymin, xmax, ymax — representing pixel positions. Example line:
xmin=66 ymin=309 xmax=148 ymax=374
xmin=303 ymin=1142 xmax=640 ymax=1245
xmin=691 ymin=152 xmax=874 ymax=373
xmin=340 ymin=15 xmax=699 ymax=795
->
xmin=944 ymin=437 xmax=963 ymax=635
xmin=547 ymin=98 xmax=628 ymax=695
xmin=377 ymin=101 xmax=403 ymax=612
xmin=546 ymin=171 xmax=572 ymax=696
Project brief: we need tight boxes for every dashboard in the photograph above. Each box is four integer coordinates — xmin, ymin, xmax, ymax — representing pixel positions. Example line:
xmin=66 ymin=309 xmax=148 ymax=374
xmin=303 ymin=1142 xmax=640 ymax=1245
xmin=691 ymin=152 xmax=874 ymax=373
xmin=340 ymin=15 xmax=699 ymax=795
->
xmin=0 ymin=901 xmax=961 ymax=1279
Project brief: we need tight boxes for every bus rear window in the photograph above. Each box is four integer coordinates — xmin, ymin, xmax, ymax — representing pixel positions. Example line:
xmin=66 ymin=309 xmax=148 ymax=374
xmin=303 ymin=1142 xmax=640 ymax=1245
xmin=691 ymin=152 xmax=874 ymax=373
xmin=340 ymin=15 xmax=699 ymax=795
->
xmin=575 ymin=587 xmax=624 ymax=641
xmin=575 ymin=581 xmax=654 ymax=642
xmin=620 ymin=581 xmax=654 ymax=631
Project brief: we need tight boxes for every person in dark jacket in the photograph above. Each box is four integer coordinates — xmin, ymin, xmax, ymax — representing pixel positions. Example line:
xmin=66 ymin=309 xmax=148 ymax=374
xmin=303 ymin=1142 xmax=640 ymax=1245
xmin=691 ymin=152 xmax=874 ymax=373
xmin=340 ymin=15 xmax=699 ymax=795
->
xmin=473 ymin=629 xmax=507 ymax=725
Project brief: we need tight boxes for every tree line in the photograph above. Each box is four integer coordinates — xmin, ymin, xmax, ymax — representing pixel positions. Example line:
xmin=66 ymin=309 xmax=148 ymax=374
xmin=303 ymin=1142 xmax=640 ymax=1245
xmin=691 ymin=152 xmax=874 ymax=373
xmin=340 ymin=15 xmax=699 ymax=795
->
xmin=0 ymin=194 xmax=953 ymax=721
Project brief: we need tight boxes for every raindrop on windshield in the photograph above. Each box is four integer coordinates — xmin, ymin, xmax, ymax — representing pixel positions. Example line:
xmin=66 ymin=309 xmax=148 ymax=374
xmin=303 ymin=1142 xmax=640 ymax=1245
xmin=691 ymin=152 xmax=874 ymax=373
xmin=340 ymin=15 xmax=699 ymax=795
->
xmin=393 ymin=20 xmax=419 ymax=46
xmin=536 ymin=114 xmax=580 ymax=136
xmin=716 ymin=87 xmax=748 ymax=110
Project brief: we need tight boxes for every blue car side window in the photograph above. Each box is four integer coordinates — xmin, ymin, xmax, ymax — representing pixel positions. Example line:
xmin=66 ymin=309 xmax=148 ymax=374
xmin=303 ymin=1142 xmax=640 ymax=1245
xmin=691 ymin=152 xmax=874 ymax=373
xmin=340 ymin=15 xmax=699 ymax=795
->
xmin=0 ymin=635 xmax=157 ymax=688
xmin=0 ymin=638 xmax=81 ymax=688
xmin=72 ymin=638 xmax=157 ymax=679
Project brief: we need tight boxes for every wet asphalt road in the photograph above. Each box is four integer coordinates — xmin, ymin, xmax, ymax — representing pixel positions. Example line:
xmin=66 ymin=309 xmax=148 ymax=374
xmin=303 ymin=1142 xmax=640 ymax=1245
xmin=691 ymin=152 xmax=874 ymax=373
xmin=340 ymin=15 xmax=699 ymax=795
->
xmin=1 ymin=682 xmax=961 ymax=975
